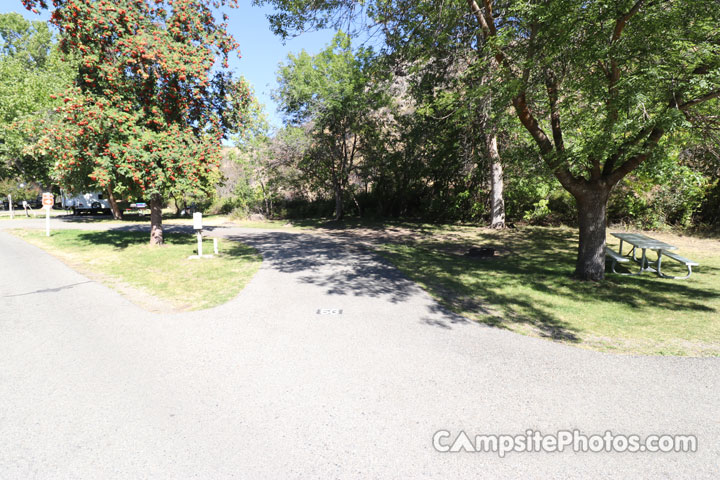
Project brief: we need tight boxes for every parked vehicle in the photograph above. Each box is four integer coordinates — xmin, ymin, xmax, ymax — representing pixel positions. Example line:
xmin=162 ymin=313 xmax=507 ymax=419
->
xmin=61 ymin=191 xmax=112 ymax=215
xmin=1 ymin=196 xmax=41 ymax=209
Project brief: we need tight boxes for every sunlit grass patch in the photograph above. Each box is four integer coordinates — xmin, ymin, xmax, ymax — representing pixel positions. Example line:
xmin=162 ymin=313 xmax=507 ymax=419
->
xmin=13 ymin=229 xmax=261 ymax=311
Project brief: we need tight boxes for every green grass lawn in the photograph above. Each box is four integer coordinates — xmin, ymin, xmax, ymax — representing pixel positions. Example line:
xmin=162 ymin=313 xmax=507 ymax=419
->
xmin=365 ymin=225 xmax=719 ymax=356
xmin=0 ymin=208 xmax=67 ymax=218
xmin=13 ymin=229 xmax=262 ymax=311
xmin=39 ymin=210 xmax=298 ymax=229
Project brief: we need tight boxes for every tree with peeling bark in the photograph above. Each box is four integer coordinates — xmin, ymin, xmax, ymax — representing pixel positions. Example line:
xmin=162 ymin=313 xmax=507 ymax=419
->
xmin=390 ymin=32 xmax=508 ymax=228
xmin=255 ymin=0 xmax=719 ymax=279
xmin=24 ymin=0 xmax=252 ymax=244
xmin=487 ymin=133 xmax=504 ymax=228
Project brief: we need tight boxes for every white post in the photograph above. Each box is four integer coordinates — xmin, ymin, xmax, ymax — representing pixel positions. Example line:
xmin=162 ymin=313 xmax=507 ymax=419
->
xmin=213 ymin=238 xmax=218 ymax=255
xmin=45 ymin=205 xmax=50 ymax=236
xmin=8 ymin=194 xmax=13 ymax=219
xmin=192 ymin=211 xmax=203 ymax=257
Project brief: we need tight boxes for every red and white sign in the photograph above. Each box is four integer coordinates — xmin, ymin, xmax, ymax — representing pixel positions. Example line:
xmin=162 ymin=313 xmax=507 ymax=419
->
xmin=42 ymin=192 xmax=54 ymax=207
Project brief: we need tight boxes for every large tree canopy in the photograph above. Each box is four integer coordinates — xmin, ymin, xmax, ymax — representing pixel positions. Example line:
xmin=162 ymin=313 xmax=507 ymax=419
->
xmin=467 ymin=0 xmax=719 ymax=279
xmin=276 ymin=31 xmax=386 ymax=220
xmin=0 ymin=10 xmax=51 ymax=64
xmin=0 ymin=12 xmax=72 ymax=182
xmin=256 ymin=0 xmax=720 ymax=280
xmin=23 ymin=0 xmax=253 ymax=244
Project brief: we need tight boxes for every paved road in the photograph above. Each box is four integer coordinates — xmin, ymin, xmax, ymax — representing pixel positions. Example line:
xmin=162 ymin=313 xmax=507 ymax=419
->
xmin=1 ymin=219 xmax=718 ymax=479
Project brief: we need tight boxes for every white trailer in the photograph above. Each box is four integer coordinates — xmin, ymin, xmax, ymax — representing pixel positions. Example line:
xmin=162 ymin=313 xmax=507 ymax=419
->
xmin=61 ymin=191 xmax=112 ymax=215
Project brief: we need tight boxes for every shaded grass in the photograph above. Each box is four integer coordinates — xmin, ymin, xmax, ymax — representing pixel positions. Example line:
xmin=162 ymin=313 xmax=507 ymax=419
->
xmin=53 ymin=211 xmax=231 ymax=225
xmin=13 ymin=229 xmax=261 ymax=311
xmin=366 ymin=225 xmax=720 ymax=356
xmin=51 ymin=212 xmax=298 ymax=230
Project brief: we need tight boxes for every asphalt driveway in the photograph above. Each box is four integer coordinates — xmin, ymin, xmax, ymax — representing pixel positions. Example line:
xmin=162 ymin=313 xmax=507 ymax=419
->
xmin=0 ymin=219 xmax=718 ymax=479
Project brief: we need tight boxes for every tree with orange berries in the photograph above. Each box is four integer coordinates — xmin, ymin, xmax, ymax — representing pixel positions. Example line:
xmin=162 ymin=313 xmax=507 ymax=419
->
xmin=24 ymin=0 xmax=252 ymax=244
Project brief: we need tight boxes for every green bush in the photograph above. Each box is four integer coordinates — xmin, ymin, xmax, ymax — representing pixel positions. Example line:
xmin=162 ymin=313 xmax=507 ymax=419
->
xmin=608 ymin=165 xmax=709 ymax=229
xmin=0 ymin=179 xmax=41 ymax=203
xmin=209 ymin=196 xmax=239 ymax=215
xmin=505 ymin=175 xmax=555 ymax=224
xmin=698 ymin=180 xmax=720 ymax=227
xmin=210 ymin=183 xmax=267 ymax=218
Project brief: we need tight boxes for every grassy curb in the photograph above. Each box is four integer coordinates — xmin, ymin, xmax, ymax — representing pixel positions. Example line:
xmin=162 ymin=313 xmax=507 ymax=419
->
xmin=12 ymin=229 xmax=262 ymax=312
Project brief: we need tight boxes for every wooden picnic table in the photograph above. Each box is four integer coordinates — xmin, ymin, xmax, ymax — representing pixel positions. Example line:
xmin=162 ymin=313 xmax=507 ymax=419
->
xmin=608 ymin=232 xmax=698 ymax=279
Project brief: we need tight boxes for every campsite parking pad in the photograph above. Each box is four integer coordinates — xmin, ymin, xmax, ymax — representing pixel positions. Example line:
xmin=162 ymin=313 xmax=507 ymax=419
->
xmin=0 ymin=220 xmax=718 ymax=479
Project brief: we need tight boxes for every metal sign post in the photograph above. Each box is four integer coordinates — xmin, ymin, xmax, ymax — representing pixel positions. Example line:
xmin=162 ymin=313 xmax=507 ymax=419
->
xmin=42 ymin=192 xmax=54 ymax=236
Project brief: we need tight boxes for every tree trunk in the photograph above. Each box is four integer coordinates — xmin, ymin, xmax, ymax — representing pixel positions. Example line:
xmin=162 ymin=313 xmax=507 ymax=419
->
xmin=105 ymin=185 xmax=123 ymax=220
xmin=171 ymin=193 xmax=182 ymax=215
xmin=149 ymin=194 xmax=163 ymax=246
xmin=259 ymin=180 xmax=270 ymax=216
xmin=574 ymin=187 xmax=611 ymax=281
xmin=352 ymin=192 xmax=362 ymax=217
xmin=333 ymin=183 xmax=343 ymax=221
xmin=487 ymin=134 xmax=505 ymax=228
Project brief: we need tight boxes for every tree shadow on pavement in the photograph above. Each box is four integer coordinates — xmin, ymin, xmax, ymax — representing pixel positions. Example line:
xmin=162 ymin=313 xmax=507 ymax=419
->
xmin=224 ymin=232 xmax=420 ymax=304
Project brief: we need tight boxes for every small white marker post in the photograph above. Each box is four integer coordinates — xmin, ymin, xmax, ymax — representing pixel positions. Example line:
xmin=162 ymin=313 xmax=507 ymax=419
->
xmin=8 ymin=194 xmax=13 ymax=219
xmin=42 ymin=192 xmax=54 ymax=236
xmin=213 ymin=238 xmax=218 ymax=255
xmin=188 ymin=212 xmax=214 ymax=259
xmin=194 ymin=211 xmax=203 ymax=256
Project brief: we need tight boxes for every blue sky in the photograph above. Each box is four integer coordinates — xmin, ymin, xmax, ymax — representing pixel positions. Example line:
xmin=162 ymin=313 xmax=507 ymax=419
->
xmin=222 ymin=3 xmax=338 ymax=128
xmin=0 ymin=2 xmax=339 ymax=129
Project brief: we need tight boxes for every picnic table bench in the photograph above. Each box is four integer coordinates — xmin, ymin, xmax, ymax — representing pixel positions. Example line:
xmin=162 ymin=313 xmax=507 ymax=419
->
xmin=123 ymin=202 xmax=148 ymax=216
xmin=606 ymin=232 xmax=699 ymax=279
